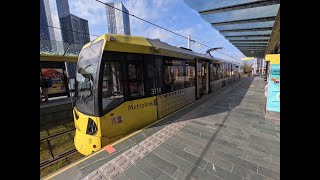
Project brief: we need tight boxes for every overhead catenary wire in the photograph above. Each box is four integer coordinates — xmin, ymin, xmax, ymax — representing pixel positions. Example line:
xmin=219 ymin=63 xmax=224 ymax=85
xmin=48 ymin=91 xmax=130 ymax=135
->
xmin=42 ymin=23 xmax=236 ymax=59
xmin=95 ymin=0 xmax=189 ymax=40
xmin=41 ymin=1 xmax=240 ymax=61
xmin=95 ymin=0 xmax=239 ymax=61
xmin=192 ymin=35 xmax=240 ymax=60
xmin=40 ymin=23 xmax=238 ymax=61
xmin=190 ymin=35 xmax=205 ymax=42
xmin=40 ymin=24 xmax=100 ymax=38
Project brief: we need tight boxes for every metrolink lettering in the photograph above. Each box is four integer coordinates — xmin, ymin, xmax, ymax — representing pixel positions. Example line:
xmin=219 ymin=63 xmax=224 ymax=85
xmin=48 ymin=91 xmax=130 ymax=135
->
xmin=128 ymin=100 xmax=157 ymax=111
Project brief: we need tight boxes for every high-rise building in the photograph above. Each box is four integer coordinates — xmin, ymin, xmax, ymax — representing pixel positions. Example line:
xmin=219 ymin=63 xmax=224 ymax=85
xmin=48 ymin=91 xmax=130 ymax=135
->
xmin=40 ymin=0 xmax=50 ymax=40
xmin=56 ymin=0 xmax=90 ymax=45
xmin=56 ymin=0 xmax=90 ymax=79
xmin=59 ymin=14 xmax=90 ymax=45
xmin=106 ymin=2 xmax=131 ymax=35
xmin=56 ymin=0 xmax=70 ymax=18
xmin=59 ymin=14 xmax=90 ymax=79
xmin=40 ymin=0 xmax=56 ymax=54
xmin=40 ymin=0 xmax=55 ymax=41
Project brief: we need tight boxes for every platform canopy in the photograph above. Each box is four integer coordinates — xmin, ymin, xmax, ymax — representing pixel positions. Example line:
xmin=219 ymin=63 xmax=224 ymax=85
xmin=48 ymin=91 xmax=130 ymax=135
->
xmin=184 ymin=0 xmax=280 ymax=58
xmin=40 ymin=40 xmax=82 ymax=62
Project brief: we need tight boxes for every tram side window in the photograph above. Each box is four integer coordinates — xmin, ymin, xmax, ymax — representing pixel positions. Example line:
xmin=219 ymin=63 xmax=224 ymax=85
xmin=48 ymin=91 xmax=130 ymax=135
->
xmin=156 ymin=57 xmax=164 ymax=93
xmin=127 ymin=58 xmax=144 ymax=98
xmin=185 ymin=61 xmax=195 ymax=87
xmin=226 ymin=63 xmax=229 ymax=77
xmin=101 ymin=62 xmax=124 ymax=112
xmin=164 ymin=59 xmax=186 ymax=93
xmin=144 ymin=58 xmax=158 ymax=96
xmin=210 ymin=64 xmax=214 ymax=82
xmin=222 ymin=63 xmax=225 ymax=78
xmin=215 ymin=64 xmax=219 ymax=80
xmin=164 ymin=63 xmax=174 ymax=93
xmin=231 ymin=64 xmax=233 ymax=75
xmin=211 ymin=64 xmax=217 ymax=81
xmin=217 ymin=64 xmax=223 ymax=79
xmin=223 ymin=63 xmax=227 ymax=78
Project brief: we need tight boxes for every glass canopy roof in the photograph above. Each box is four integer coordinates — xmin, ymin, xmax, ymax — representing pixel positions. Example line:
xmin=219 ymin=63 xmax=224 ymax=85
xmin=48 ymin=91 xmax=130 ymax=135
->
xmin=184 ymin=0 xmax=280 ymax=57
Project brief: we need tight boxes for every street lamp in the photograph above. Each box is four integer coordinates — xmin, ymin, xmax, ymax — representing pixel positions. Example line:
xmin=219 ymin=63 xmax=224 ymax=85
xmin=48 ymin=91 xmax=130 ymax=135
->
xmin=206 ymin=47 xmax=223 ymax=57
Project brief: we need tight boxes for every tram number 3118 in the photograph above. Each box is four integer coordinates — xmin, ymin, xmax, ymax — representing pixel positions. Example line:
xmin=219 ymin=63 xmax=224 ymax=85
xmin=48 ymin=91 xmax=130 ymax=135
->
xmin=151 ymin=88 xmax=161 ymax=95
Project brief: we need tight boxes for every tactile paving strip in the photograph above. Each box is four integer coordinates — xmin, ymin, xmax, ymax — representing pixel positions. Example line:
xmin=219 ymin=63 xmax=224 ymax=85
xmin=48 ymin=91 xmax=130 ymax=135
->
xmin=81 ymin=120 xmax=189 ymax=180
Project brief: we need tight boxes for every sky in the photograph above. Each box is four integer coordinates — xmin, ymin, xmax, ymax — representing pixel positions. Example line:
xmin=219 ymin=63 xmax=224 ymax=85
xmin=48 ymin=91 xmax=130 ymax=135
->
xmin=48 ymin=0 xmax=247 ymax=63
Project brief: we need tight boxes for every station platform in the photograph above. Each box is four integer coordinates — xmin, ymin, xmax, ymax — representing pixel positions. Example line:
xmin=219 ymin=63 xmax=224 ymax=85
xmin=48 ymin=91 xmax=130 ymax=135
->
xmin=40 ymin=96 xmax=72 ymax=109
xmin=40 ymin=97 xmax=73 ymax=128
xmin=44 ymin=77 xmax=280 ymax=180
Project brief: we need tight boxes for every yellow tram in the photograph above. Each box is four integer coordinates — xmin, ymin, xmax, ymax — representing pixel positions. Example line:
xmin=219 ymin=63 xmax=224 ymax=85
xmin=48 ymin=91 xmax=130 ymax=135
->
xmin=73 ymin=34 xmax=241 ymax=155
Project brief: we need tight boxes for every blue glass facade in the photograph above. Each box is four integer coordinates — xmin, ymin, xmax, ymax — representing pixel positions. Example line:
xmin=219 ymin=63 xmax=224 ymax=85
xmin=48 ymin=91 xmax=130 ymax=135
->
xmin=37 ymin=0 xmax=90 ymax=79
xmin=40 ymin=0 xmax=50 ymax=40
xmin=40 ymin=0 xmax=56 ymax=53
xmin=60 ymin=14 xmax=90 ymax=45
xmin=56 ymin=0 xmax=70 ymax=18
xmin=106 ymin=2 xmax=131 ymax=35
xmin=60 ymin=14 xmax=90 ymax=79
xmin=122 ymin=4 xmax=131 ymax=35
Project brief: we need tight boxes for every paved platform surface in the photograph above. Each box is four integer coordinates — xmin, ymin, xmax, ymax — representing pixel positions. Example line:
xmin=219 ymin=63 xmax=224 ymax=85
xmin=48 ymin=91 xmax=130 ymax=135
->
xmin=45 ymin=77 xmax=280 ymax=180
xmin=40 ymin=96 xmax=72 ymax=109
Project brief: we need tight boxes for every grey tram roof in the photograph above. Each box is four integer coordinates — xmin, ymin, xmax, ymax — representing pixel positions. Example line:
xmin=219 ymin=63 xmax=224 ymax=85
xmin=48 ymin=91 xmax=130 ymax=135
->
xmin=184 ymin=0 xmax=280 ymax=58
xmin=147 ymin=38 xmax=238 ymax=64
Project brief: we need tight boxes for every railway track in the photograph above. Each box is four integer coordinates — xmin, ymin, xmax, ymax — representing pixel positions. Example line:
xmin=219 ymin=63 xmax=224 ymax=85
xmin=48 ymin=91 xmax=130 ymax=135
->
xmin=40 ymin=120 xmax=73 ymax=132
xmin=40 ymin=128 xmax=77 ymax=170
xmin=40 ymin=149 xmax=77 ymax=170
xmin=40 ymin=128 xmax=75 ymax=142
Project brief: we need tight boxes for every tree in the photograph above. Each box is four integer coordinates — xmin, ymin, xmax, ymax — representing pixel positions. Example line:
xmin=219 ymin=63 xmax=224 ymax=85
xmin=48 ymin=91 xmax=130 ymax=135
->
xmin=243 ymin=62 xmax=252 ymax=73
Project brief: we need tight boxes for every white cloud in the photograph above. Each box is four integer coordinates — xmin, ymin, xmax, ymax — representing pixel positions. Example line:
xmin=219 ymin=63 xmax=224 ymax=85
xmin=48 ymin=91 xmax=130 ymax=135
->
xmin=152 ymin=0 xmax=171 ymax=8
xmin=124 ymin=0 xmax=179 ymax=21
xmin=151 ymin=0 xmax=179 ymax=12
xmin=174 ymin=28 xmax=194 ymax=37
xmin=69 ymin=0 xmax=110 ymax=37
xmin=62 ymin=0 xmax=186 ymax=43
xmin=124 ymin=0 xmax=158 ymax=28
xmin=122 ymin=0 xmax=188 ymax=43
xmin=145 ymin=27 xmax=173 ymax=41
xmin=67 ymin=0 xmax=179 ymax=39
xmin=69 ymin=0 xmax=107 ymax=25
xmin=58 ymin=0 xmax=244 ymax=61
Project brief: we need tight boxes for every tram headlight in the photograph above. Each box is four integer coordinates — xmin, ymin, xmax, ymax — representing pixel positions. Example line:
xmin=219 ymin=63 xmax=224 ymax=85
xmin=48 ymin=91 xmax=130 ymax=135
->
xmin=86 ymin=118 xmax=97 ymax=135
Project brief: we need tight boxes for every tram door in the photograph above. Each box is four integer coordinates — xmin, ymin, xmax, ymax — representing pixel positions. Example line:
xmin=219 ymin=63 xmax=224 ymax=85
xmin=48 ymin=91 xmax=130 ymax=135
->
xmin=196 ymin=60 xmax=209 ymax=99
